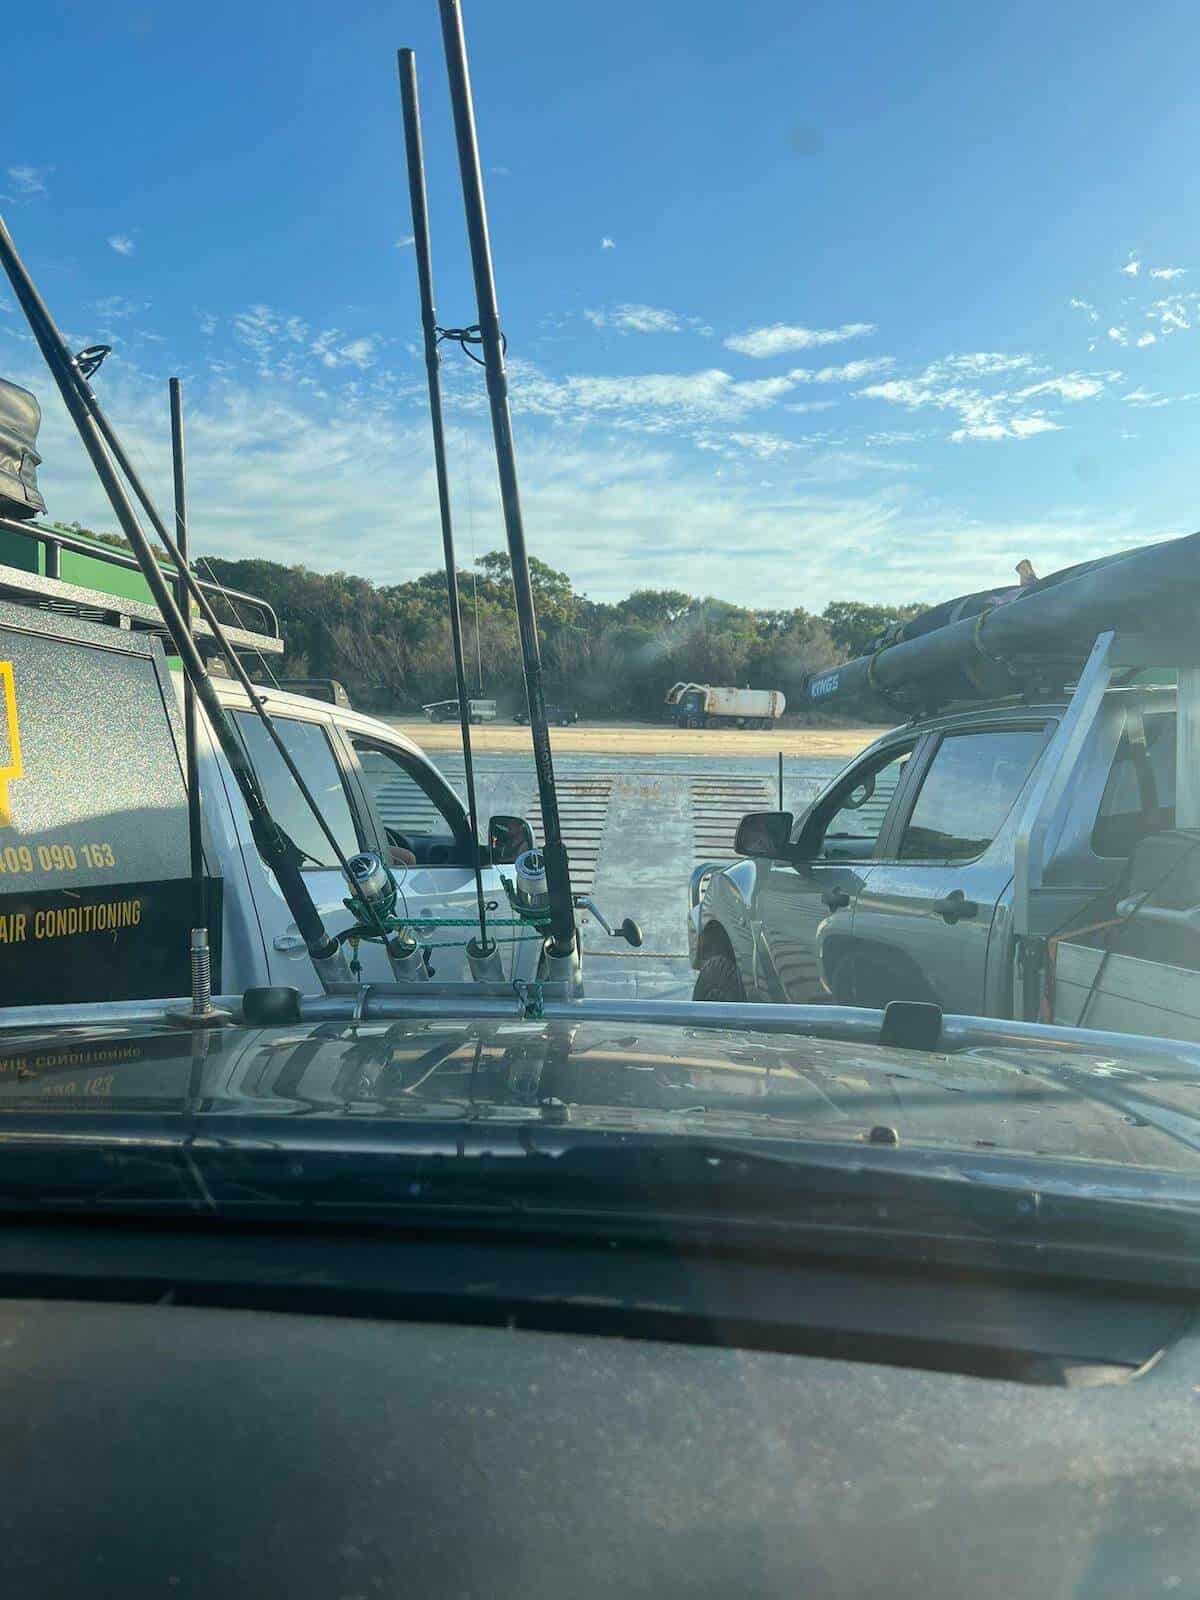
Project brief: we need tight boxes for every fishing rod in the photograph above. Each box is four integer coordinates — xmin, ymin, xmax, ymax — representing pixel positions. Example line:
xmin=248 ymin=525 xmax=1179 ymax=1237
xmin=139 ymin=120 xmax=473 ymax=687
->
xmin=0 ymin=212 xmax=359 ymax=988
xmin=0 ymin=219 xmax=421 ymax=973
xmin=435 ymin=0 xmax=578 ymax=965
xmin=396 ymin=45 xmax=496 ymax=978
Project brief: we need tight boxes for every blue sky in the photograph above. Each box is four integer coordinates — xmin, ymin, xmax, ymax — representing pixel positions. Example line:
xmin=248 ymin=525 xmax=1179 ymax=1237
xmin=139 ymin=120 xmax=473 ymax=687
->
xmin=5 ymin=0 xmax=1200 ymax=607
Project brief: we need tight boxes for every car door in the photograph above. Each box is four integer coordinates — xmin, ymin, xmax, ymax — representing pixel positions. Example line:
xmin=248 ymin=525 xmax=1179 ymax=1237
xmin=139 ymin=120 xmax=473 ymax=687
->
xmin=852 ymin=723 xmax=1052 ymax=1015
xmin=753 ymin=742 xmax=919 ymax=1002
xmin=221 ymin=705 xmax=396 ymax=985
xmin=340 ymin=733 xmax=519 ymax=982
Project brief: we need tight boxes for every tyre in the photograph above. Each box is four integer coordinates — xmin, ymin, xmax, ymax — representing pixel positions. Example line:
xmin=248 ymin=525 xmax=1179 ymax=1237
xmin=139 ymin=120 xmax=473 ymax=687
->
xmin=692 ymin=953 xmax=746 ymax=1003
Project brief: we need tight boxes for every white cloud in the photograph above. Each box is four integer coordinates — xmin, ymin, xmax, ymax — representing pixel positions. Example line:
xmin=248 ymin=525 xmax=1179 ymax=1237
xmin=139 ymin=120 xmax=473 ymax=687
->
xmin=1123 ymin=387 xmax=1171 ymax=408
xmin=310 ymin=329 xmax=378 ymax=370
xmin=726 ymin=431 xmax=798 ymax=459
xmin=584 ymin=304 xmax=683 ymax=334
xmin=196 ymin=311 xmax=218 ymax=337
xmin=5 ymin=341 xmax=1163 ymax=609
xmin=488 ymin=166 xmax=511 ymax=178
xmin=784 ymin=399 xmax=838 ymax=414
xmin=233 ymin=304 xmax=277 ymax=363
xmin=938 ymin=352 xmax=1037 ymax=376
xmin=1121 ymin=254 xmax=1141 ymax=278
xmin=1069 ymin=297 xmax=1100 ymax=323
xmin=1013 ymin=375 xmax=1110 ymax=402
xmin=600 ymin=237 xmax=616 ymax=250
xmin=723 ymin=321 xmax=875 ymax=358
xmin=7 ymin=165 xmax=48 ymax=195
xmin=1150 ymin=296 xmax=1193 ymax=334
xmin=1150 ymin=266 xmax=1186 ymax=280
xmin=107 ymin=235 xmax=136 ymax=257
xmin=92 ymin=295 xmax=148 ymax=323
xmin=1136 ymin=332 xmax=1157 ymax=347
xmin=860 ymin=354 xmax=1109 ymax=441
xmin=335 ymin=336 xmax=377 ymax=370
xmin=1006 ymin=416 xmax=1061 ymax=439
xmin=1107 ymin=326 xmax=1128 ymax=345
xmin=395 ymin=235 xmax=415 ymax=248
xmin=494 ymin=364 xmax=799 ymax=427
xmin=789 ymin=357 xmax=895 ymax=383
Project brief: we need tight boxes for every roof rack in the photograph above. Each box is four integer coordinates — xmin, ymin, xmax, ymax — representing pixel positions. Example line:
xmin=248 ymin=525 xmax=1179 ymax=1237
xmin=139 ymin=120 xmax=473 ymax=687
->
xmin=0 ymin=514 xmax=282 ymax=658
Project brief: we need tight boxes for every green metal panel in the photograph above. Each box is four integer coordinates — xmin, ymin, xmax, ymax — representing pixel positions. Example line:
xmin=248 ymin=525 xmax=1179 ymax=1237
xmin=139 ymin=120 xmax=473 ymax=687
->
xmin=0 ymin=525 xmax=41 ymax=575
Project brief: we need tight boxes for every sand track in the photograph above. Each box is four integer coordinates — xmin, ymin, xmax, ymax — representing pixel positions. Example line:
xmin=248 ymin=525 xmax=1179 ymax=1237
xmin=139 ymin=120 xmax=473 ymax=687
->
xmin=382 ymin=718 xmax=884 ymax=759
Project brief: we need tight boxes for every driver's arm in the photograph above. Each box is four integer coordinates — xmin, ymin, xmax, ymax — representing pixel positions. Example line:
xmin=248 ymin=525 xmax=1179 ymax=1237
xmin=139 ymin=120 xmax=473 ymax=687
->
xmin=389 ymin=845 xmax=417 ymax=867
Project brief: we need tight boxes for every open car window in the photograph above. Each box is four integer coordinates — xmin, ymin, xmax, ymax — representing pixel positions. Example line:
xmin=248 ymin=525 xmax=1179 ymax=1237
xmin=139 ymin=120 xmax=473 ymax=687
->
xmin=813 ymin=746 xmax=914 ymax=862
xmin=350 ymin=739 xmax=469 ymax=865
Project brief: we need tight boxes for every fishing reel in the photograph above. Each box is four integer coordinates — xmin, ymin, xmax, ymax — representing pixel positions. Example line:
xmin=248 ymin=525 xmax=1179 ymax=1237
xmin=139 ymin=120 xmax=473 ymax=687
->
xmin=505 ymin=849 xmax=640 ymax=948
xmin=342 ymin=852 xmax=429 ymax=981
xmin=574 ymin=895 xmax=643 ymax=948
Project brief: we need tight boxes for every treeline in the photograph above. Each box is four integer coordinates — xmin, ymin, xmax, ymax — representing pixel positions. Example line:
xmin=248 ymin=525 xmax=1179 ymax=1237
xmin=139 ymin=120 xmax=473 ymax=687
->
xmin=198 ymin=547 xmax=923 ymax=721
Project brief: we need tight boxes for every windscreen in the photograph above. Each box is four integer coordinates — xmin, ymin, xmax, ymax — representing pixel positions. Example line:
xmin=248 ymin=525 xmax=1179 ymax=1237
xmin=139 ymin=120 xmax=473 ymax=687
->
xmin=6 ymin=3 xmax=1200 ymax=1191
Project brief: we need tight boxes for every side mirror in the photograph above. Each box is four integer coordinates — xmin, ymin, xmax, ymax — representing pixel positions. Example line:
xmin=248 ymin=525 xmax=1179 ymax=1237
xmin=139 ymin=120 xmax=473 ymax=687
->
xmin=488 ymin=814 xmax=535 ymax=865
xmin=734 ymin=810 xmax=794 ymax=860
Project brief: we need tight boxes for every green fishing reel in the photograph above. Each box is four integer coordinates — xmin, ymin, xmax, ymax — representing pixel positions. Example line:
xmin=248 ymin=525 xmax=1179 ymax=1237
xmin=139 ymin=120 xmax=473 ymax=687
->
xmin=343 ymin=851 xmax=403 ymax=932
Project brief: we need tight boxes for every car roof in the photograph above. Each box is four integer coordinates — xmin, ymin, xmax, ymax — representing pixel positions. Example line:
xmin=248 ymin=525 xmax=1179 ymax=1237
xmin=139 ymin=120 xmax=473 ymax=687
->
xmin=863 ymin=681 xmax=1175 ymax=751
xmin=173 ymin=672 xmax=433 ymax=764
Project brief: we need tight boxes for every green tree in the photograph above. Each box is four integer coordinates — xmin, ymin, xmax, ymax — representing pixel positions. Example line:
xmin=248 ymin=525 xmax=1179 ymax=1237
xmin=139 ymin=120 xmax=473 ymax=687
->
xmin=821 ymin=599 xmax=925 ymax=659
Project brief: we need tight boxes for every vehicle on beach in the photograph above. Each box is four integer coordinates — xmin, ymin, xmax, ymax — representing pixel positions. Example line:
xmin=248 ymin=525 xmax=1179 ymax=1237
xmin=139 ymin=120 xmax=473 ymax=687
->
xmin=513 ymin=702 xmax=579 ymax=726
xmin=665 ymin=681 xmax=785 ymax=729
xmin=422 ymin=696 xmax=497 ymax=723
xmin=691 ymin=536 xmax=1200 ymax=1043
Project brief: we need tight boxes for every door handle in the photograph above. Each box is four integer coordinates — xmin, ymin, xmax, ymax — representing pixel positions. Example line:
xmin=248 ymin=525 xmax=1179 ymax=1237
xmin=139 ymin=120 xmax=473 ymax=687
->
xmin=931 ymin=890 xmax=978 ymax=924
xmin=821 ymin=887 xmax=851 ymax=912
xmin=273 ymin=930 xmax=307 ymax=955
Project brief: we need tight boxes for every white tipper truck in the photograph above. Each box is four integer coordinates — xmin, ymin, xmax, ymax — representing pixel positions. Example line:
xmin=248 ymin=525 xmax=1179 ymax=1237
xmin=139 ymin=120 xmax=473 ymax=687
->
xmin=665 ymin=683 xmax=786 ymax=730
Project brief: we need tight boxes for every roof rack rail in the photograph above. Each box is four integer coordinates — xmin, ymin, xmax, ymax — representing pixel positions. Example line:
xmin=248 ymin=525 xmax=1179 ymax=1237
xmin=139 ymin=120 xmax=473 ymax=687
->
xmin=0 ymin=514 xmax=282 ymax=658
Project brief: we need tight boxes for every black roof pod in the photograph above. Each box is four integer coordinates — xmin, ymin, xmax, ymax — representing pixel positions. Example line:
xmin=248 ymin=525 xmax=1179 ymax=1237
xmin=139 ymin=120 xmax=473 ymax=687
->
xmin=0 ymin=378 xmax=45 ymax=519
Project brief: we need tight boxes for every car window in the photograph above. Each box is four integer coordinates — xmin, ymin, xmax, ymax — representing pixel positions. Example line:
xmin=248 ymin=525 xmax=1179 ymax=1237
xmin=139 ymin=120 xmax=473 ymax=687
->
xmin=351 ymin=739 xmax=463 ymax=847
xmin=898 ymin=728 xmax=1046 ymax=862
xmin=232 ymin=711 xmax=360 ymax=868
xmin=817 ymin=747 xmax=913 ymax=861
xmin=1092 ymin=712 xmax=1176 ymax=858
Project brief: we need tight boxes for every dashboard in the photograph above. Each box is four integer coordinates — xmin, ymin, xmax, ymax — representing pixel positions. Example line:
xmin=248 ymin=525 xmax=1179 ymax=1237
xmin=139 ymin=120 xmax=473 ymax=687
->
xmin=2 ymin=1221 xmax=1199 ymax=1597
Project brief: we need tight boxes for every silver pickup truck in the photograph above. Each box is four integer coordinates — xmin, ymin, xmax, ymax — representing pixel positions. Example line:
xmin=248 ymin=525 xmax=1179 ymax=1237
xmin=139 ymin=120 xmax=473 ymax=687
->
xmin=689 ymin=630 xmax=1199 ymax=1039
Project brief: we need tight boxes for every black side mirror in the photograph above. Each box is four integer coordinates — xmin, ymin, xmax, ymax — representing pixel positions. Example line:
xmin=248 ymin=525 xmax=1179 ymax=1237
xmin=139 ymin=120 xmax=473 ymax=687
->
xmin=735 ymin=810 xmax=794 ymax=860
xmin=488 ymin=814 xmax=535 ymax=865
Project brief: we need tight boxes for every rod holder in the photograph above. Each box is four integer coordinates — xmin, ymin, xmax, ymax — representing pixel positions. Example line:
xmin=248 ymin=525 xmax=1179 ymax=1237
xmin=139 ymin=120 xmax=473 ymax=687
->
xmin=541 ymin=934 xmax=582 ymax=994
xmin=386 ymin=937 xmax=432 ymax=982
xmin=467 ymin=936 xmax=504 ymax=981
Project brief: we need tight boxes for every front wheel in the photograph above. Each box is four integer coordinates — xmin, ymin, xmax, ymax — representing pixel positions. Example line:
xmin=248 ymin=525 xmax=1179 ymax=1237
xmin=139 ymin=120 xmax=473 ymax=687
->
xmin=692 ymin=953 xmax=746 ymax=1003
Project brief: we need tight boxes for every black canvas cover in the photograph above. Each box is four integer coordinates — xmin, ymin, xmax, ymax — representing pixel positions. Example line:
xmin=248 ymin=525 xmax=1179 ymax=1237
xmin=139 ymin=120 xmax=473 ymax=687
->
xmin=800 ymin=531 xmax=1200 ymax=718
xmin=0 ymin=377 xmax=45 ymax=519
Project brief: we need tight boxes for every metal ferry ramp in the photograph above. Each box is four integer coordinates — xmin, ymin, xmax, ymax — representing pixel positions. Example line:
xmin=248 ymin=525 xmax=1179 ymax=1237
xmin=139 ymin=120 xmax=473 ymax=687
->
xmin=433 ymin=752 xmax=840 ymax=998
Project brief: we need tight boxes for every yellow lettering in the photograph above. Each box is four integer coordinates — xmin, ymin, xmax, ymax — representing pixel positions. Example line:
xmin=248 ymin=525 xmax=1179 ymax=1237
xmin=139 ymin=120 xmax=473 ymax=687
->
xmin=0 ymin=661 xmax=22 ymax=829
xmin=31 ymin=898 xmax=143 ymax=940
